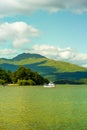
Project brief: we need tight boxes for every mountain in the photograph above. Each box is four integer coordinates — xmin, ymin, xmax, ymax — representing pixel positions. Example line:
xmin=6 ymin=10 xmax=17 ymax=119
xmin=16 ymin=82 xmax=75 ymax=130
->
xmin=11 ymin=53 xmax=46 ymax=61
xmin=0 ymin=53 xmax=87 ymax=81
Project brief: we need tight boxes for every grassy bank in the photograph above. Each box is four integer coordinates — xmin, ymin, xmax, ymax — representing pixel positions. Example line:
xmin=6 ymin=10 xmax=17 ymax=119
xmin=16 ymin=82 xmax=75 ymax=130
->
xmin=0 ymin=85 xmax=87 ymax=130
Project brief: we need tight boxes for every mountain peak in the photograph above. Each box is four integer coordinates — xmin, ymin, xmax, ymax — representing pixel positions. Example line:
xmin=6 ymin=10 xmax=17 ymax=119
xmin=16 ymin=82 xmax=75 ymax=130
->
xmin=12 ymin=53 xmax=46 ymax=61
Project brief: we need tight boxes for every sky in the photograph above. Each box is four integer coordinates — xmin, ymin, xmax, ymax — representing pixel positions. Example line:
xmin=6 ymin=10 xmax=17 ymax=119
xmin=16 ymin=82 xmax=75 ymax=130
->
xmin=0 ymin=0 xmax=87 ymax=67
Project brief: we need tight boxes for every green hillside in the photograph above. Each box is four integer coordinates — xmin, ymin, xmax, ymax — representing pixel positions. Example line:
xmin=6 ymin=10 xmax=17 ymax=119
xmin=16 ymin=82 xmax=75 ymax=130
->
xmin=0 ymin=53 xmax=87 ymax=81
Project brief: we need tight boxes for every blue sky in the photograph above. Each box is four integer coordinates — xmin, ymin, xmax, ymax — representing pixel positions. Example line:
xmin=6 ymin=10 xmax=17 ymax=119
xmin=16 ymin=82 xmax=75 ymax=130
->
xmin=0 ymin=0 xmax=87 ymax=67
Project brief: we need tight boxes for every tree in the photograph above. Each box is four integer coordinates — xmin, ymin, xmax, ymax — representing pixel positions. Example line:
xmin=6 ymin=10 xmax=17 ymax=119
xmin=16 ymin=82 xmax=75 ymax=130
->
xmin=17 ymin=79 xmax=36 ymax=86
xmin=80 ymin=78 xmax=87 ymax=84
xmin=12 ymin=66 xmax=49 ymax=85
xmin=0 ymin=67 xmax=10 ymax=83
xmin=12 ymin=66 xmax=31 ymax=83
xmin=0 ymin=79 xmax=6 ymax=85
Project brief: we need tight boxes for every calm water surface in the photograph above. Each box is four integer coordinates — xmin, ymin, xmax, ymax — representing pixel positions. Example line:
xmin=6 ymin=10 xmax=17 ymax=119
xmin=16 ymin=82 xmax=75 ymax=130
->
xmin=0 ymin=85 xmax=87 ymax=130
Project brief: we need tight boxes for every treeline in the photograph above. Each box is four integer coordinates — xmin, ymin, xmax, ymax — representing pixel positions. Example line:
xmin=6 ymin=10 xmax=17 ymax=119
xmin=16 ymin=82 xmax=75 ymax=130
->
xmin=1 ymin=66 xmax=87 ymax=86
xmin=0 ymin=66 xmax=49 ymax=86
xmin=54 ymin=79 xmax=87 ymax=85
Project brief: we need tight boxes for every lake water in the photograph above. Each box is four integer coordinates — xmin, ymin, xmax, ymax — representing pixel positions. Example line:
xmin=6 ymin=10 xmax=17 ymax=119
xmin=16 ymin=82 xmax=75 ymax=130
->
xmin=0 ymin=85 xmax=87 ymax=130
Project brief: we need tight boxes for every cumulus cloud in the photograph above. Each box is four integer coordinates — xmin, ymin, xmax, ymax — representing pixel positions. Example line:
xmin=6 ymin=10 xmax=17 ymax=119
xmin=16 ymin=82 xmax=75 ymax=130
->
xmin=29 ymin=45 xmax=75 ymax=60
xmin=0 ymin=49 xmax=17 ymax=58
xmin=0 ymin=22 xmax=39 ymax=48
xmin=0 ymin=0 xmax=87 ymax=17
xmin=82 ymin=64 xmax=87 ymax=67
xmin=26 ymin=44 xmax=87 ymax=67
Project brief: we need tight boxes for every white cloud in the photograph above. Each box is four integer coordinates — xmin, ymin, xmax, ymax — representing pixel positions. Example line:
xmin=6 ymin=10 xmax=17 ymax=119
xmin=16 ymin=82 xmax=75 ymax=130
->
xmin=0 ymin=49 xmax=17 ymax=58
xmin=82 ymin=64 xmax=87 ymax=68
xmin=30 ymin=44 xmax=59 ymax=59
xmin=13 ymin=38 xmax=30 ymax=48
xmin=0 ymin=0 xmax=87 ymax=17
xmin=29 ymin=45 xmax=75 ymax=60
xmin=0 ymin=22 xmax=39 ymax=48
xmin=70 ymin=53 xmax=87 ymax=67
xmin=27 ymin=44 xmax=87 ymax=67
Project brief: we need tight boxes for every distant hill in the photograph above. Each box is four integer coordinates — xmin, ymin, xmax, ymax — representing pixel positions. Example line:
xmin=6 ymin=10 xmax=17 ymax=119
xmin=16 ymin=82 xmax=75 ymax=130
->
xmin=0 ymin=63 xmax=18 ymax=71
xmin=11 ymin=53 xmax=46 ymax=61
xmin=0 ymin=53 xmax=87 ymax=81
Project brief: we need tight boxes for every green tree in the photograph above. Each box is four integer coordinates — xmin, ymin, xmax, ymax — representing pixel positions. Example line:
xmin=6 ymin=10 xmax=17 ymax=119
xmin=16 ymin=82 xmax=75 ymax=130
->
xmin=0 ymin=66 xmax=49 ymax=85
xmin=0 ymin=79 xmax=6 ymax=85
xmin=0 ymin=67 xmax=9 ymax=83
xmin=80 ymin=78 xmax=87 ymax=84
xmin=13 ymin=66 xmax=49 ymax=85
xmin=17 ymin=79 xmax=36 ymax=86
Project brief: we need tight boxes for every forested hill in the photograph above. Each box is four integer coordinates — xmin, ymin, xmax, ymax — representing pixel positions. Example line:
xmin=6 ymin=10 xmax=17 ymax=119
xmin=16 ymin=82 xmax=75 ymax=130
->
xmin=0 ymin=53 xmax=87 ymax=81
xmin=0 ymin=66 xmax=49 ymax=85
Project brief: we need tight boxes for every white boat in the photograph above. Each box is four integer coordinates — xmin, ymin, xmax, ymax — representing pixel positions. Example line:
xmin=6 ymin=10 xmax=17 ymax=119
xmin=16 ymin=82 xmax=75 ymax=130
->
xmin=44 ymin=82 xmax=55 ymax=88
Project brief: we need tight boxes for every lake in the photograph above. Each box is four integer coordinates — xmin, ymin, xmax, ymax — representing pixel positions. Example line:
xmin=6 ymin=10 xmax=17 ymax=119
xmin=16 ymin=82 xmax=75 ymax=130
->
xmin=0 ymin=85 xmax=87 ymax=130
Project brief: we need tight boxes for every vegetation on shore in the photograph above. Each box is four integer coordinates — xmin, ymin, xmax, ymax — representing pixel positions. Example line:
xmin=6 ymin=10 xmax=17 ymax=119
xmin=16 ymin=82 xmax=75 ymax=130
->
xmin=0 ymin=65 xmax=87 ymax=85
xmin=0 ymin=66 xmax=49 ymax=86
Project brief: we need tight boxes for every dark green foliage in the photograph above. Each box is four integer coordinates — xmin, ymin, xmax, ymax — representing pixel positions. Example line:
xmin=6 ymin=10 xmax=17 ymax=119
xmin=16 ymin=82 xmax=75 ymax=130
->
xmin=14 ymin=66 xmax=49 ymax=85
xmin=0 ymin=79 xmax=6 ymax=85
xmin=0 ymin=66 xmax=49 ymax=85
xmin=30 ymin=71 xmax=49 ymax=85
xmin=79 ymin=78 xmax=87 ymax=84
xmin=0 ymin=67 xmax=11 ymax=83
xmin=7 ymin=70 xmax=13 ymax=83
xmin=13 ymin=66 xmax=31 ymax=82
xmin=17 ymin=79 xmax=36 ymax=86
